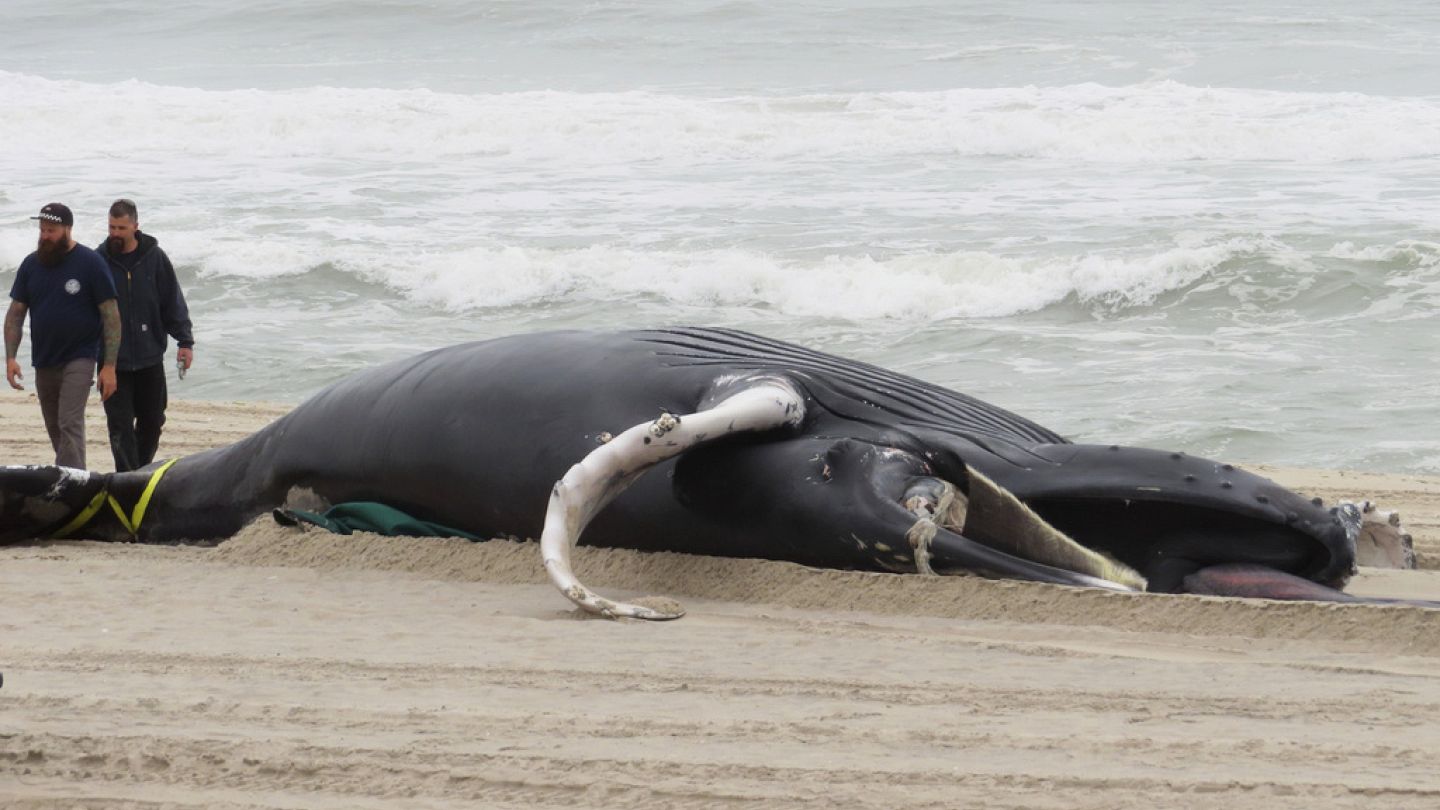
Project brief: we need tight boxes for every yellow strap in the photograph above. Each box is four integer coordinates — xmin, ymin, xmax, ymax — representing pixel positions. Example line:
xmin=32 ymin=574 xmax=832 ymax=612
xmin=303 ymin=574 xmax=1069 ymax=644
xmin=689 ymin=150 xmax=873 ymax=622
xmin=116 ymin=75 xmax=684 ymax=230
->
xmin=107 ymin=493 xmax=136 ymax=535
xmin=116 ymin=457 xmax=181 ymax=536
xmin=50 ymin=489 xmax=109 ymax=539
xmin=53 ymin=458 xmax=181 ymax=539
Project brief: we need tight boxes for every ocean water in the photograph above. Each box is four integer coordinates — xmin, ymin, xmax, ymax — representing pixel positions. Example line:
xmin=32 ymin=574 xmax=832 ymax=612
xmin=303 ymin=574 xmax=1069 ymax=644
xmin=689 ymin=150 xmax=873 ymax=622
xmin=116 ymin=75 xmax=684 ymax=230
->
xmin=1 ymin=1 xmax=1436 ymax=474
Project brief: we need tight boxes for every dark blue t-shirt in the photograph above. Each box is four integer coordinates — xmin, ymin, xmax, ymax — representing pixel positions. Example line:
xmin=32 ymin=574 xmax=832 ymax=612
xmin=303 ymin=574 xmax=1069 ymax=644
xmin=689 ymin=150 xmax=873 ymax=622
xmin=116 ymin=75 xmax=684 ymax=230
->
xmin=9 ymin=244 xmax=118 ymax=368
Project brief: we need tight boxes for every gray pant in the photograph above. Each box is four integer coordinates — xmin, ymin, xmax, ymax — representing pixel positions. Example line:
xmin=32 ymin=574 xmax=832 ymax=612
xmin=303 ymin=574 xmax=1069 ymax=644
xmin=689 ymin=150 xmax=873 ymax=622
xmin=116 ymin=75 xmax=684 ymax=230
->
xmin=35 ymin=357 xmax=96 ymax=469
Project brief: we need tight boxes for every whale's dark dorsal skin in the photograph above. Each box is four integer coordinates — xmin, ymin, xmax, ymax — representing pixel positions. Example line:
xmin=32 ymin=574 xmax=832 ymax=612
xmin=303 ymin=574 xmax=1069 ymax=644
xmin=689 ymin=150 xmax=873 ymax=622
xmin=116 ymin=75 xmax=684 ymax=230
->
xmin=2 ymin=327 xmax=1405 ymax=611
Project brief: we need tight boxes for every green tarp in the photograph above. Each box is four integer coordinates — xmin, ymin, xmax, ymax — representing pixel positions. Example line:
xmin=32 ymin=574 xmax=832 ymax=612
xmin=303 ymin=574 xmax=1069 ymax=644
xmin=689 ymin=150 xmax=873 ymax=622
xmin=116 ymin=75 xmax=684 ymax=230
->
xmin=273 ymin=502 xmax=484 ymax=541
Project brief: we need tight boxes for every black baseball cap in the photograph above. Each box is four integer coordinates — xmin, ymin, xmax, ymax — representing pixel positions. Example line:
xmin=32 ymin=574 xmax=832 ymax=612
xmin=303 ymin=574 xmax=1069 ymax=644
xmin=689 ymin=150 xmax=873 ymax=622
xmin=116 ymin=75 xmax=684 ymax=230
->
xmin=31 ymin=202 xmax=73 ymax=227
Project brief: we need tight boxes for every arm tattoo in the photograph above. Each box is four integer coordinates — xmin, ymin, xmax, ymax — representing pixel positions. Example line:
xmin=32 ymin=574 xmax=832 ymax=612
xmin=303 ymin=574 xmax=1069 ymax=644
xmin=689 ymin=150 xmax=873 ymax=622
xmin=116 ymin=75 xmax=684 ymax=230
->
xmin=4 ymin=301 xmax=25 ymax=360
xmin=99 ymin=299 xmax=122 ymax=368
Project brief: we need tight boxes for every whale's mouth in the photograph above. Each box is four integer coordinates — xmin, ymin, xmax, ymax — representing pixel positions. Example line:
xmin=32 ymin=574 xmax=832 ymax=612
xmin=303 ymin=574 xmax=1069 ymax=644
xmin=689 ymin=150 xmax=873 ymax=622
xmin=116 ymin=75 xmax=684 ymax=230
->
xmin=896 ymin=457 xmax=1355 ymax=595
xmin=902 ymin=469 xmax=1147 ymax=589
xmin=1020 ymin=496 xmax=1349 ymax=592
xmin=941 ymin=442 xmax=1361 ymax=593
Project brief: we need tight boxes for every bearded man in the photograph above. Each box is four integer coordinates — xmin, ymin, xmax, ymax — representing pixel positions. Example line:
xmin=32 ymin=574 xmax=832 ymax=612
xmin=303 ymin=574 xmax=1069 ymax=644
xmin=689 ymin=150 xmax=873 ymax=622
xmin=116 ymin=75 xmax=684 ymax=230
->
xmin=6 ymin=203 xmax=121 ymax=469
xmin=96 ymin=198 xmax=194 ymax=472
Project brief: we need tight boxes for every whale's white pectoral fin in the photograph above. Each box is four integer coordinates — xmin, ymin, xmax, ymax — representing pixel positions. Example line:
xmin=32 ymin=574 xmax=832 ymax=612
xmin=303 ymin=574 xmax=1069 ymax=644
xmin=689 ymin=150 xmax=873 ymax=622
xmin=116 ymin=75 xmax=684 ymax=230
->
xmin=540 ymin=377 xmax=806 ymax=620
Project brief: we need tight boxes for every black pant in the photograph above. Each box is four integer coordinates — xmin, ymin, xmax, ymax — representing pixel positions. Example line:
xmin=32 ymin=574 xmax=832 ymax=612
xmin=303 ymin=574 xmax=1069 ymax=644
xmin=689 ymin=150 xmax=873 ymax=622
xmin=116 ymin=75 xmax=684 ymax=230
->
xmin=104 ymin=363 xmax=169 ymax=472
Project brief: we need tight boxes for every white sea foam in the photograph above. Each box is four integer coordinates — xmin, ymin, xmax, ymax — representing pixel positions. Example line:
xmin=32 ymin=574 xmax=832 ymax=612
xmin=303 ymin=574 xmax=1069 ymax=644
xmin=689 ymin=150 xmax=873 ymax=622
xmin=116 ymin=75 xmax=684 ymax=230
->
xmin=1327 ymin=240 xmax=1440 ymax=267
xmin=4 ymin=72 xmax=1439 ymax=166
xmin=156 ymin=235 xmax=1282 ymax=321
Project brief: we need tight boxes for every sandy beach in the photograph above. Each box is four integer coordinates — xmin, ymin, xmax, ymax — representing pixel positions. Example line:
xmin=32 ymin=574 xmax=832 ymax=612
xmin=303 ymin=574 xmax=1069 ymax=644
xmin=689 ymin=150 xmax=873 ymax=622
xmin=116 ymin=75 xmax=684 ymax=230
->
xmin=3 ymin=393 xmax=1440 ymax=809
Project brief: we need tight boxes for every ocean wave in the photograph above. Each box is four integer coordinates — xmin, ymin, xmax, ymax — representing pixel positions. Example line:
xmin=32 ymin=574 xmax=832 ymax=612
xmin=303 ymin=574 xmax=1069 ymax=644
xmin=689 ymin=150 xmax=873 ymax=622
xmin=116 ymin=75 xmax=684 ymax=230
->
xmin=1327 ymin=239 xmax=1440 ymax=267
xmin=3 ymin=72 xmax=1438 ymax=165
xmin=162 ymin=235 xmax=1299 ymax=320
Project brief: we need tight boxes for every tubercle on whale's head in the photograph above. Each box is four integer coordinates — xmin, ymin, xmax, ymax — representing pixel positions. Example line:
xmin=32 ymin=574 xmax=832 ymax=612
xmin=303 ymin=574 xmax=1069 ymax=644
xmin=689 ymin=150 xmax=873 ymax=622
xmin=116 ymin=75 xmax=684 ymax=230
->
xmin=0 ymin=464 xmax=108 ymax=542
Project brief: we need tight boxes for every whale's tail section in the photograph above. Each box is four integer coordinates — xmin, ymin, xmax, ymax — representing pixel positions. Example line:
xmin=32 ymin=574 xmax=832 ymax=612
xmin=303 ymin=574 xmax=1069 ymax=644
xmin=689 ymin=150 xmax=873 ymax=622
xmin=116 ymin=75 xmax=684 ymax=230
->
xmin=0 ymin=464 xmax=108 ymax=542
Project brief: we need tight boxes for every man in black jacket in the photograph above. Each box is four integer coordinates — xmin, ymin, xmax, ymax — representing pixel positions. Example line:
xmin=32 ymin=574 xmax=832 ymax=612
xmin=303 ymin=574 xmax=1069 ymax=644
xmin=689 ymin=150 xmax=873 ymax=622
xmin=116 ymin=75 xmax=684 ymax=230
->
xmin=97 ymin=198 xmax=195 ymax=472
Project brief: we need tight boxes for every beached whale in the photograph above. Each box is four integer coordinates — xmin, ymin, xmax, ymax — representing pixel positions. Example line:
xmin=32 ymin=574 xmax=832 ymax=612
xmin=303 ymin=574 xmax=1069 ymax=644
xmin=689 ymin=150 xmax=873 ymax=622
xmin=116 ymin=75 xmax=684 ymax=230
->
xmin=0 ymin=327 xmax=1422 ymax=618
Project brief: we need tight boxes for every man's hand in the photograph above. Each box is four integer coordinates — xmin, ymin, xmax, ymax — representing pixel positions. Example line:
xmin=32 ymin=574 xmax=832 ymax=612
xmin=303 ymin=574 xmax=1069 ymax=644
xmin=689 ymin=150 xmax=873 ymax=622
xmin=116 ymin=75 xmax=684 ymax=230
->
xmin=97 ymin=365 xmax=117 ymax=401
xmin=177 ymin=347 xmax=194 ymax=371
xmin=5 ymin=357 xmax=22 ymax=391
